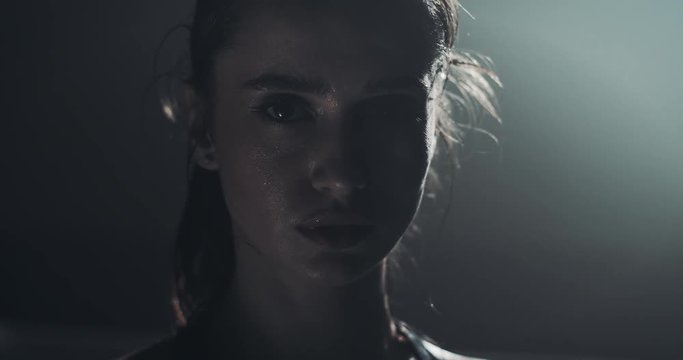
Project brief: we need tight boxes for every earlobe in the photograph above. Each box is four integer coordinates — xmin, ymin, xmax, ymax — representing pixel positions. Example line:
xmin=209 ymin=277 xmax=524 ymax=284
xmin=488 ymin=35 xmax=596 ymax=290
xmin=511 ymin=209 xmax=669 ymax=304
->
xmin=193 ymin=135 xmax=220 ymax=171
xmin=182 ymin=84 xmax=219 ymax=171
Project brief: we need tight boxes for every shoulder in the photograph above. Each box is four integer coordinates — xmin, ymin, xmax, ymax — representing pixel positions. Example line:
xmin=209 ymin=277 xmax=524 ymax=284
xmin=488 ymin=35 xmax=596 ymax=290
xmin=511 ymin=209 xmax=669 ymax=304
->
xmin=118 ymin=321 xmax=483 ymax=360
xmin=116 ymin=336 xmax=177 ymax=360
xmin=117 ymin=320 xmax=212 ymax=360
xmin=420 ymin=340 xmax=486 ymax=360
xmin=397 ymin=321 xmax=487 ymax=360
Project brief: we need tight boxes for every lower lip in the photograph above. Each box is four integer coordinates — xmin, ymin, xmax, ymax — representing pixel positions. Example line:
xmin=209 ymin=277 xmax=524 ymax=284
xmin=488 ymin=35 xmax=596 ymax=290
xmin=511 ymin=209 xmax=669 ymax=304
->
xmin=296 ymin=225 xmax=375 ymax=250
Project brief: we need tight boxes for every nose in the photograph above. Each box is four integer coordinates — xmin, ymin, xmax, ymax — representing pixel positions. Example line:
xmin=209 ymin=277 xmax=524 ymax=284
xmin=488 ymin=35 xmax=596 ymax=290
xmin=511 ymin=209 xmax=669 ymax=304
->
xmin=309 ymin=127 xmax=368 ymax=201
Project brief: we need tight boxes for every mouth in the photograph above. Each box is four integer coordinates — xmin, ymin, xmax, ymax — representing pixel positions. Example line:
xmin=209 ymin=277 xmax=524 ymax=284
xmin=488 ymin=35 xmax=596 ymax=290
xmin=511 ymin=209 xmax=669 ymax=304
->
xmin=296 ymin=224 xmax=376 ymax=250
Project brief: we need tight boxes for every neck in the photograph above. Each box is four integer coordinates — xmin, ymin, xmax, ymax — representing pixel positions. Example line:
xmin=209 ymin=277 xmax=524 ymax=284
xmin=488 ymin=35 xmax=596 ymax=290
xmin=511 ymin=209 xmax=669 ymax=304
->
xmin=208 ymin=234 xmax=399 ymax=360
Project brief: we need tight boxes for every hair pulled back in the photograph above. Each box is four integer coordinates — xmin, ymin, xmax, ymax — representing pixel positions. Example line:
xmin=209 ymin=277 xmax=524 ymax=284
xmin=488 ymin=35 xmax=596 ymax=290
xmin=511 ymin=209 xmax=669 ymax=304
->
xmin=168 ymin=0 xmax=500 ymax=327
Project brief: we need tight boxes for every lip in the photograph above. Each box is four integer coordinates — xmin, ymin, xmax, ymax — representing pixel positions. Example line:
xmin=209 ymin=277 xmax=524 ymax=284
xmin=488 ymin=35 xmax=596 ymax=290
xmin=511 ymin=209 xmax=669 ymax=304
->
xmin=296 ymin=224 xmax=376 ymax=250
xmin=295 ymin=211 xmax=375 ymax=250
xmin=297 ymin=211 xmax=373 ymax=229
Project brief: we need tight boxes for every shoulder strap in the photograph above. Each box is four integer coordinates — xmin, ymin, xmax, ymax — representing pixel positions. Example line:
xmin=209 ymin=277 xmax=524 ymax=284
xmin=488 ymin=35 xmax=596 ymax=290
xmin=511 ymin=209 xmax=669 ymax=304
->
xmin=396 ymin=321 xmax=436 ymax=360
xmin=396 ymin=321 xmax=487 ymax=360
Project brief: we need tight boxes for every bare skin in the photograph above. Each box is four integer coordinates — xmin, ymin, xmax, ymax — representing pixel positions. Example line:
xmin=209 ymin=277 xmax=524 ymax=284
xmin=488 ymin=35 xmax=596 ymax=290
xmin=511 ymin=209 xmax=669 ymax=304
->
xmin=191 ymin=1 xmax=445 ymax=359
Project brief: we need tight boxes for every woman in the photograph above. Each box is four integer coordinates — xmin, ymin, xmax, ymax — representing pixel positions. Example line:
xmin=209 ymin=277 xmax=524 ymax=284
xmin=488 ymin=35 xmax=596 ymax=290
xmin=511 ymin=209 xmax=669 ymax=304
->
xmin=125 ymin=0 xmax=499 ymax=358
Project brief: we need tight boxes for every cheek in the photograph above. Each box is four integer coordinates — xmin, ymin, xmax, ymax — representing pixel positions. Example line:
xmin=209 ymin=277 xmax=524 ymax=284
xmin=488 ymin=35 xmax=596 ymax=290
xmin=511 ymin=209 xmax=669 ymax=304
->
xmin=368 ymin=118 xmax=432 ymax=186
xmin=216 ymin=143 xmax=280 ymax=238
xmin=364 ymin=119 xmax=432 ymax=231
xmin=214 ymin=112 xmax=292 ymax=231
xmin=211 ymin=107 xmax=310 ymax=242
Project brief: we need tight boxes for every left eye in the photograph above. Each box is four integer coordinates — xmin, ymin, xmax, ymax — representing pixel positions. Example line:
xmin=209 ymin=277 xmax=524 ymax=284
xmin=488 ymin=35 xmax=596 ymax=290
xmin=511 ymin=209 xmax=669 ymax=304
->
xmin=355 ymin=95 xmax=424 ymax=123
xmin=253 ymin=95 xmax=313 ymax=123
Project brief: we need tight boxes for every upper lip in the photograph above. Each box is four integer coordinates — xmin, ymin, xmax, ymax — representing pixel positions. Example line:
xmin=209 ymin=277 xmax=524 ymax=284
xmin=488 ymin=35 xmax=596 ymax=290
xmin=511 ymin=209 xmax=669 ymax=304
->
xmin=296 ymin=210 xmax=374 ymax=229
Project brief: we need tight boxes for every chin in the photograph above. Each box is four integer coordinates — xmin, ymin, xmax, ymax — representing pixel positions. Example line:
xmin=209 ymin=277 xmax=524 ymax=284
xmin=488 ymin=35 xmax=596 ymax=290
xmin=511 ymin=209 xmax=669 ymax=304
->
xmin=298 ymin=253 xmax=383 ymax=287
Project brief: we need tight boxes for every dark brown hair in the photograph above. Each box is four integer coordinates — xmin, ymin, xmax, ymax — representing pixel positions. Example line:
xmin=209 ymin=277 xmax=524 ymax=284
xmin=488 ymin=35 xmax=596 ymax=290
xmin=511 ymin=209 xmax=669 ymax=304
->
xmin=165 ymin=0 xmax=501 ymax=327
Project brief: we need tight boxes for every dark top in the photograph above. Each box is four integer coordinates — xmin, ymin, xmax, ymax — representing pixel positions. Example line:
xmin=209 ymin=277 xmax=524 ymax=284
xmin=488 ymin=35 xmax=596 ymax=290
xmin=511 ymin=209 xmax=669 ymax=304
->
xmin=119 ymin=319 xmax=484 ymax=360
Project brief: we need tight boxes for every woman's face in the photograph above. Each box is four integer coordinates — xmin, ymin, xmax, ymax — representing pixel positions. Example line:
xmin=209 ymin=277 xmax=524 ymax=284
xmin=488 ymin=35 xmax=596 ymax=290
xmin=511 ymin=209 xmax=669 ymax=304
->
xmin=200 ymin=0 xmax=443 ymax=285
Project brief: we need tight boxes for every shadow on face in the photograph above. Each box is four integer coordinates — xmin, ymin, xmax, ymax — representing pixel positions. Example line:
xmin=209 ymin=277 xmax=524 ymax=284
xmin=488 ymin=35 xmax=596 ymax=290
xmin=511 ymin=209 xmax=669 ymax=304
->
xmin=197 ymin=0 xmax=446 ymax=285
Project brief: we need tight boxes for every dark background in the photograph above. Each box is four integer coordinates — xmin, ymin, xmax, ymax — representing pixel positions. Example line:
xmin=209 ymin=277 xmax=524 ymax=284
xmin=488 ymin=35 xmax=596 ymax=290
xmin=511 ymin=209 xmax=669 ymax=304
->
xmin=2 ymin=1 xmax=682 ymax=359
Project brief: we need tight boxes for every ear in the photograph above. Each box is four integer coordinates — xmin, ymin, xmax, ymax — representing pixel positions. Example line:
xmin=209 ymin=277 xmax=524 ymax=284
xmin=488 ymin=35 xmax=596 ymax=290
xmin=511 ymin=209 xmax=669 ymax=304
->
xmin=182 ymin=83 xmax=220 ymax=171
xmin=193 ymin=133 xmax=220 ymax=171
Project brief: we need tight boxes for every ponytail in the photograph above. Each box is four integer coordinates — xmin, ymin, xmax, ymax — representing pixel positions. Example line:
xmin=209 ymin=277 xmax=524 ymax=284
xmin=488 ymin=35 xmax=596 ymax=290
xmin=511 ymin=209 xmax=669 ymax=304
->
xmin=172 ymin=164 xmax=234 ymax=326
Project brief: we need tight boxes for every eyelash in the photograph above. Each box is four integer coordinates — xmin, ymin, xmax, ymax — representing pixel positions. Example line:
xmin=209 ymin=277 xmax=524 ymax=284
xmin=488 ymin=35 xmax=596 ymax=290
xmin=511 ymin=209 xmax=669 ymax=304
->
xmin=249 ymin=94 xmax=424 ymax=125
xmin=249 ymin=94 xmax=315 ymax=124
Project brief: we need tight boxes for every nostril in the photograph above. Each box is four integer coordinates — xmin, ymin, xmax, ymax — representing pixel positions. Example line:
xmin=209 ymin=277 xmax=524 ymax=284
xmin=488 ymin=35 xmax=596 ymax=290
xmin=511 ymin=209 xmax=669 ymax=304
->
xmin=310 ymin=170 xmax=367 ymax=195
xmin=319 ymin=179 xmax=367 ymax=195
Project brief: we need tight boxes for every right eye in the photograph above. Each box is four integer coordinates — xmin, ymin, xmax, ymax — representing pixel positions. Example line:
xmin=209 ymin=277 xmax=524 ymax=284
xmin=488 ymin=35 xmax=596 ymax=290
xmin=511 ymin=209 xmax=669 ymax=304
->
xmin=251 ymin=94 xmax=314 ymax=123
xmin=354 ymin=94 xmax=425 ymax=125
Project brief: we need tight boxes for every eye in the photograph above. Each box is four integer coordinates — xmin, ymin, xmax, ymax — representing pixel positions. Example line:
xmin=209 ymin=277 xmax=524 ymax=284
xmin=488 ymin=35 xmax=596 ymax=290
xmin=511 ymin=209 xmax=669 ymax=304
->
xmin=251 ymin=94 xmax=314 ymax=123
xmin=356 ymin=95 xmax=424 ymax=124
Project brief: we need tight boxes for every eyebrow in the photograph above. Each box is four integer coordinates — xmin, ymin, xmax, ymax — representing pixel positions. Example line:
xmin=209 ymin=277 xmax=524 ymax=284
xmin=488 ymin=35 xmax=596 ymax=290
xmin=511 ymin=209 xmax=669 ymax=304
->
xmin=242 ymin=73 xmax=332 ymax=95
xmin=364 ymin=77 xmax=429 ymax=98
xmin=242 ymin=72 xmax=428 ymax=97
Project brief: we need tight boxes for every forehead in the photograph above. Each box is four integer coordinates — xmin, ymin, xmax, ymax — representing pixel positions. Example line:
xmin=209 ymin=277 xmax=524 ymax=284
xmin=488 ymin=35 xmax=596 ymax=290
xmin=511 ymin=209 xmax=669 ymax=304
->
xmin=214 ymin=0 xmax=442 ymax=93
